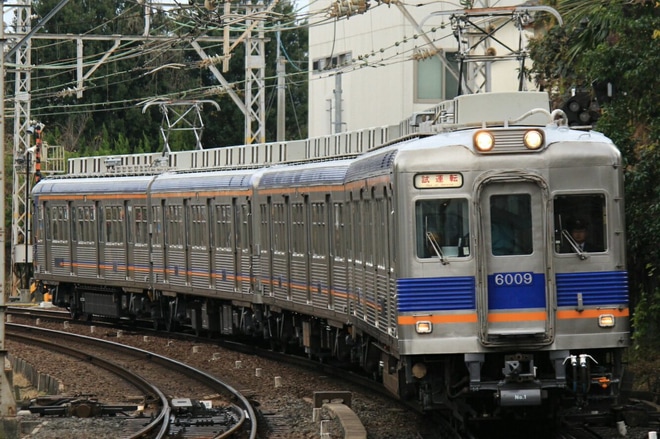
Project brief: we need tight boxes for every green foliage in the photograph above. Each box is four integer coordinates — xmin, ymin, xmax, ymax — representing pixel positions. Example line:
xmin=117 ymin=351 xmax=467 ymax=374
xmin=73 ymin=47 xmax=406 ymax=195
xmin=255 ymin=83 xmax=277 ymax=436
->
xmin=629 ymin=283 xmax=660 ymax=390
xmin=631 ymin=282 xmax=660 ymax=350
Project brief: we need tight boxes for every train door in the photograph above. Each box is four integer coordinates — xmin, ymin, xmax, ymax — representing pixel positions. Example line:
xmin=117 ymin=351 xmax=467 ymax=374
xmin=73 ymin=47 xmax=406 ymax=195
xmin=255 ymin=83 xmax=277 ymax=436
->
xmin=365 ymin=192 xmax=378 ymax=326
xmin=97 ymin=204 xmax=107 ymax=280
xmin=272 ymin=197 xmax=291 ymax=301
xmin=93 ymin=202 xmax=102 ymax=279
xmin=290 ymin=196 xmax=310 ymax=305
xmin=128 ymin=204 xmax=149 ymax=285
xmin=150 ymin=202 xmax=165 ymax=285
xmin=348 ymin=192 xmax=365 ymax=319
xmin=36 ymin=201 xmax=50 ymax=274
xmin=185 ymin=199 xmax=211 ymax=289
xmin=99 ymin=203 xmax=126 ymax=281
xmin=183 ymin=199 xmax=192 ymax=287
xmin=68 ymin=204 xmax=76 ymax=277
xmin=236 ymin=198 xmax=253 ymax=295
xmin=165 ymin=202 xmax=186 ymax=288
xmin=477 ymin=178 xmax=553 ymax=344
xmin=243 ymin=199 xmax=257 ymax=296
xmin=210 ymin=201 xmax=232 ymax=294
xmin=323 ymin=194 xmax=334 ymax=309
xmin=259 ymin=198 xmax=274 ymax=297
xmin=310 ymin=195 xmax=330 ymax=309
xmin=375 ymin=187 xmax=394 ymax=333
xmin=120 ymin=201 xmax=135 ymax=281
xmin=331 ymin=201 xmax=348 ymax=314
xmin=46 ymin=202 xmax=73 ymax=278
xmin=70 ymin=204 xmax=96 ymax=279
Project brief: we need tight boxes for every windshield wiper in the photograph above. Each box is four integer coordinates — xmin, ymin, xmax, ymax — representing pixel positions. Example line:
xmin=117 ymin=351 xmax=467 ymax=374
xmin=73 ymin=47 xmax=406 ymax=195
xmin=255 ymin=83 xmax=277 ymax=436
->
xmin=426 ymin=231 xmax=449 ymax=265
xmin=561 ymin=229 xmax=588 ymax=260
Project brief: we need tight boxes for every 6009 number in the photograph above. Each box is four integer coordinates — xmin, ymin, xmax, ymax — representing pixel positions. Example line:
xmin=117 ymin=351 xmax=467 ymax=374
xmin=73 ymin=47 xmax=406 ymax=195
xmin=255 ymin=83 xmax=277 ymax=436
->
xmin=493 ymin=272 xmax=534 ymax=286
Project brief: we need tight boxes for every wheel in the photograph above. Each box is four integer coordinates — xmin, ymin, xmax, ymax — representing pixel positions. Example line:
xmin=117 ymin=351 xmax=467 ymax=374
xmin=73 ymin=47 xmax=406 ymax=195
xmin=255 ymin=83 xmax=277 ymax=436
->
xmin=164 ymin=300 xmax=178 ymax=333
xmin=68 ymin=307 xmax=80 ymax=320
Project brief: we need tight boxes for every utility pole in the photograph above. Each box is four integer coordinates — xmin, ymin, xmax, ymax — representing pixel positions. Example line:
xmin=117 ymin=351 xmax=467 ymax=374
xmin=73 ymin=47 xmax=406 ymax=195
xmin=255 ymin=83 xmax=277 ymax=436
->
xmin=244 ymin=0 xmax=268 ymax=144
xmin=276 ymin=25 xmax=286 ymax=142
xmin=10 ymin=0 xmax=36 ymax=301
xmin=0 ymin=4 xmax=19 ymax=435
xmin=333 ymin=73 xmax=343 ymax=134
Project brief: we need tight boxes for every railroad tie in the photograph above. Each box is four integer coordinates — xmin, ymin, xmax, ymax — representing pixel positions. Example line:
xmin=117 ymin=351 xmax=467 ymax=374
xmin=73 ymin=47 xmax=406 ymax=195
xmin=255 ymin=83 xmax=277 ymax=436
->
xmin=322 ymin=403 xmax=366 ymax=439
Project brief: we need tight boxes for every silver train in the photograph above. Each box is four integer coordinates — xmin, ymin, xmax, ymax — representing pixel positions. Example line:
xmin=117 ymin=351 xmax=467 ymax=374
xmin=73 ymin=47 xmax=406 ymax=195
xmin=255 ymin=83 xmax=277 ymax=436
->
xmin=32 ymin=91 xmax=630 ymax=417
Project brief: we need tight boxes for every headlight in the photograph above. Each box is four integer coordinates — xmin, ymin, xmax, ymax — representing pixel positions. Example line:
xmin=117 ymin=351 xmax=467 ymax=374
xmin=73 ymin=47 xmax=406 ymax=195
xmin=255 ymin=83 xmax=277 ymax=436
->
xmin=523 ymin=129 xmax=544 ymax=150
xmin=412 ymin=362 xmax=427 ymax=379
xmin=474 ymin=131 xmax=495 ymax=151
xmin=415 ymin=321 xmax=433 ymax=334
xmin=598 ymin=314 xmax=615 ymax=328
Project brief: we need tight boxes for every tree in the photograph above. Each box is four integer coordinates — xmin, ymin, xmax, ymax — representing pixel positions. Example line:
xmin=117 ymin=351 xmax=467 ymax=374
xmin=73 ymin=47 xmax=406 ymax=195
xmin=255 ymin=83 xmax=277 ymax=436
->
xmin=529 ymin=0 xmax=660 ymax=353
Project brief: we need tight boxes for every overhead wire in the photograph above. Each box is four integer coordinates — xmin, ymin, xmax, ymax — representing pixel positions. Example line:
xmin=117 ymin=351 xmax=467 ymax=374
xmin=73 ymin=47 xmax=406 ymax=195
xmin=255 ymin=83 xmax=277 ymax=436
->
xmin=10 ymin=0 xmax=466 ymax=125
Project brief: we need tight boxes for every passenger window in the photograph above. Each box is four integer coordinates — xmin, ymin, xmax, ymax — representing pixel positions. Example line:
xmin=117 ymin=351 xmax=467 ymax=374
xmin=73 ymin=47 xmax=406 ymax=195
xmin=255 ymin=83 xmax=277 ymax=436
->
xmin=416 ymin=199 xmax=469 ymax=259
xmin=554 ymin=194 xmax=606 ymax=253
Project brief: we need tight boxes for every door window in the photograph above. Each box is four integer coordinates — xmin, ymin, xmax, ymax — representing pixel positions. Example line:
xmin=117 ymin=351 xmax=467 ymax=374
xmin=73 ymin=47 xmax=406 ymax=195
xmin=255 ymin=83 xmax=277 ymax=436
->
xmin=490 ymin=194 xmax=532 ymax=256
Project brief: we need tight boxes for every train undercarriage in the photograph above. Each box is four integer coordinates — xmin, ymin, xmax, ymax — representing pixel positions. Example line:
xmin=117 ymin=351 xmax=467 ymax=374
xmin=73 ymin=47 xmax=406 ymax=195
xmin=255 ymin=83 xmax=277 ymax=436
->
xmin=48 ymin=282 xmax=626 ymax=421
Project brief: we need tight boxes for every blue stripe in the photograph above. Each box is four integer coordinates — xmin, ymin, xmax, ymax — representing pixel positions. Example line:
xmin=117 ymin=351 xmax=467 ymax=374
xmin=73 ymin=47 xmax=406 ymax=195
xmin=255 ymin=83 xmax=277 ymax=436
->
xmin=487 ymin=272 xmax=546 ymax=309
xmin=556 ymin=271 xmax=629 ymax=307
xmin=397 ymin=276 xmax=475 ymax=312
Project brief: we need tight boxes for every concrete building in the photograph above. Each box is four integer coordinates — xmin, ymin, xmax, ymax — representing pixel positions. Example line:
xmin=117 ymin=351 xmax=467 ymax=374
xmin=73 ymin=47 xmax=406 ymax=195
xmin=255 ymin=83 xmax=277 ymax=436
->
xmin=307 ymin=1 xmax=547 ymax=136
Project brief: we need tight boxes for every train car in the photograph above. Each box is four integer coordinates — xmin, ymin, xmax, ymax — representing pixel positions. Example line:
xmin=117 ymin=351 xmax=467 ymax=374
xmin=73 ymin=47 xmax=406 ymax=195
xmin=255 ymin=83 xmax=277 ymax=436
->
xmin=32 ymin=91 xmax=630 ymax=419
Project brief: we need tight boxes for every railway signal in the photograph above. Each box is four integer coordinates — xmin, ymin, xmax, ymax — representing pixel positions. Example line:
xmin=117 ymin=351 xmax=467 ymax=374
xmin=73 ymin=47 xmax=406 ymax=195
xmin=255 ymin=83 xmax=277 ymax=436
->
xmin=561 ymin=91 xmax=600 ymax=128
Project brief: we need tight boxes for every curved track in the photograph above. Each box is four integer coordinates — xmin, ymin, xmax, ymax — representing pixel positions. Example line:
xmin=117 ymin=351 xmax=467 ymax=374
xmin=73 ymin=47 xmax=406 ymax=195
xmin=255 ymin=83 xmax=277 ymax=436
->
xmin=7 ymin=322 xmax=257 ymax=439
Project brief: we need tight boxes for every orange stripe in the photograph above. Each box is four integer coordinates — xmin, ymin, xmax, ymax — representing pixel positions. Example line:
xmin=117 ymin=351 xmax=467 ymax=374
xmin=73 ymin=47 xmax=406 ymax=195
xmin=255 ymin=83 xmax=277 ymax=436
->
xmin=398 ymin=313 xmax=478 ymax=325
xmin=39 ymin=193 xmax=148 ymax=201
xmin=258 ymin=185 xmax=343 ymax=196
xmin=487 ymin=311 xmax=547 ymax=322
xmin=344 ymin=175 xmax=391 ymax=191
xmin=557 ymin=308 xmax=629 ymax=319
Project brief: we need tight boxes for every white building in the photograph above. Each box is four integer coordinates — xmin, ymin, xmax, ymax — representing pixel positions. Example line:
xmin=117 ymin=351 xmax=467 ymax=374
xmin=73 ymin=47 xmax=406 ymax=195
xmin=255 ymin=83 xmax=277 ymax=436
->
xmin=307 ymin=1 xmax=547 ymax=136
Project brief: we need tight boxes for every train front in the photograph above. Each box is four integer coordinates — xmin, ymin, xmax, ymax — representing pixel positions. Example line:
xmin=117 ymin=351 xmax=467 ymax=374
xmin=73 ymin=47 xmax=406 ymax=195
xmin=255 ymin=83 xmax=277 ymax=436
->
xmin=393 ymin=92 xmax=630 ymax=416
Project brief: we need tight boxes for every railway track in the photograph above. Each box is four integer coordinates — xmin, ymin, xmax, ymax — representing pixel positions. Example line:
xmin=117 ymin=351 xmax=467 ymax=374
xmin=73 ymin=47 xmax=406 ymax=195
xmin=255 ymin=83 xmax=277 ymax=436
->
xmin=7 ymin=322 xmax=256 ymax=439
xmin=7 ymin=305 xmax=433 ymax=438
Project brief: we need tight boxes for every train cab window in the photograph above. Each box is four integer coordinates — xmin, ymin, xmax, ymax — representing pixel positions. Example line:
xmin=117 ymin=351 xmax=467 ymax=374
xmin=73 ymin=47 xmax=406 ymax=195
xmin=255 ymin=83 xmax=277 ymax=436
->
xmin=416 ymin=198 xmax=469 ymax=259
xmin=490 ymin=194 xmax=532 ymax=256
xmin=554 ymin=194 xmax=606 ymax=253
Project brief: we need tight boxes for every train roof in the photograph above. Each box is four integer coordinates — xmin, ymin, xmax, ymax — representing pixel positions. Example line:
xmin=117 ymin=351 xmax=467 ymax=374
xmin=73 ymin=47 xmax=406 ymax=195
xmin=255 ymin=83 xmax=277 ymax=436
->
xmin=149 ymin=168 xmax=257 ymax=192
xmin=32 ymin=174 xmax=154 ymax=195
xmin=258 ymin=160 xmax=352 ymax=188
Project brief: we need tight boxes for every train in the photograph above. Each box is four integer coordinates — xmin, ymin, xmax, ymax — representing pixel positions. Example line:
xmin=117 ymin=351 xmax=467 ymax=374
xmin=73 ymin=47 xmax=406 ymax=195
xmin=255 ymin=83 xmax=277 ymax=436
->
xmin=31 ymin=91 xmax=630 ymax=419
